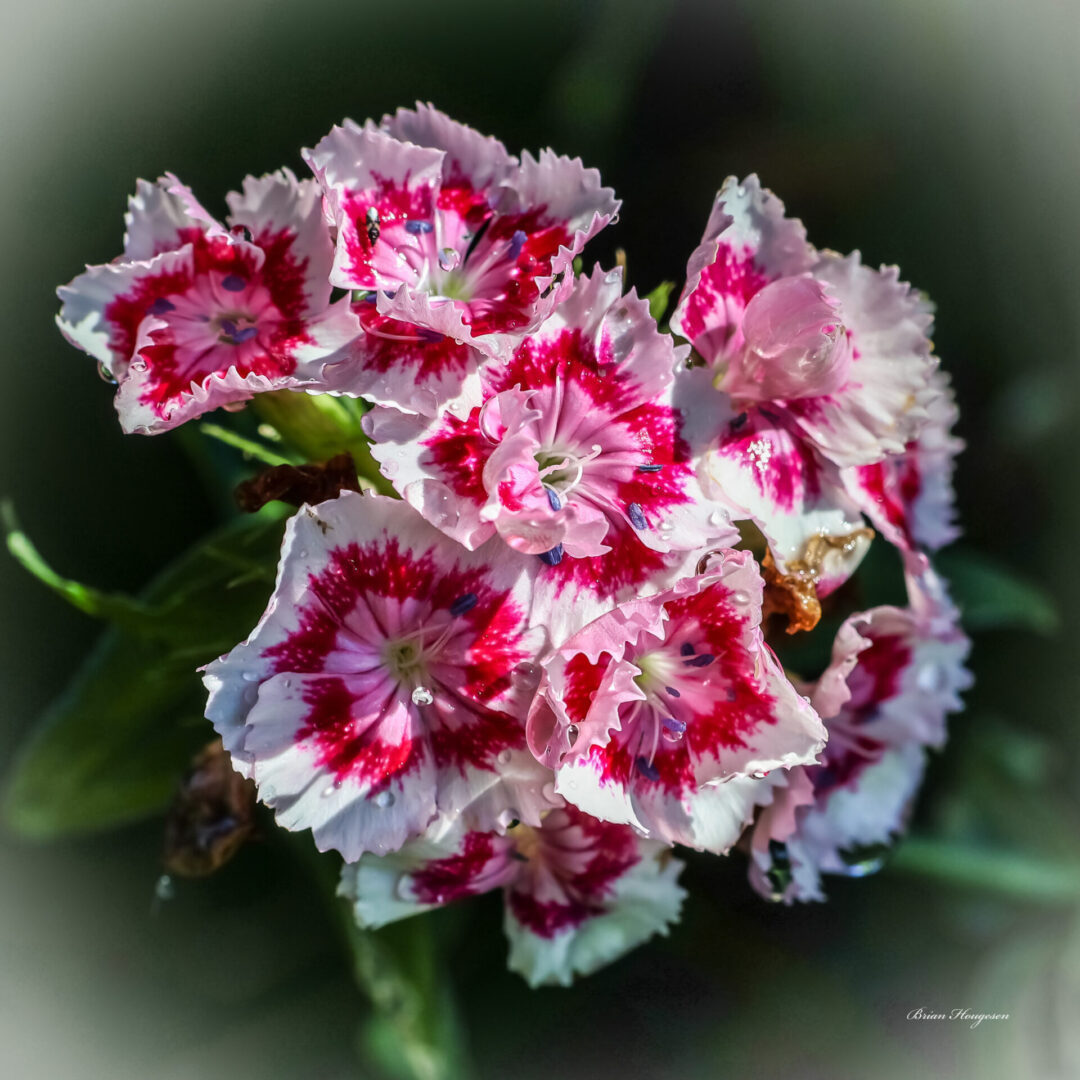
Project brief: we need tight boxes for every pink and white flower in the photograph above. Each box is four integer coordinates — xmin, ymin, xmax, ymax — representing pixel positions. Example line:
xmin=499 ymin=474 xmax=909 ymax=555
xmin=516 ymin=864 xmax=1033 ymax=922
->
xmin=672 ymin=175 xmax=940 ymax=592
xmin=841 ymin=369 xmax=963 ymax=571
xmin=339 ymin=804 xmax=685 ymax=987
xmin=202 ymin=491 xmax=553 ymax=861
xmin=526 ymin=548 xmax=826 ymax=851
xmin=747 ymin=569 xmax=972 ymax=901
xmin=57 ymin=170 xmax=359 ymax=433
xmin=304 ymin=103 xmax=618 ymax=405
xmin=365 ymin=266 xmax=738 ymax=641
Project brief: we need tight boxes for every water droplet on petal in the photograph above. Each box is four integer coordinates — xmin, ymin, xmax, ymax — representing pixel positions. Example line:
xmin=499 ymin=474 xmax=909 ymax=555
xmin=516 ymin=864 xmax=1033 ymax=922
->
xmin=241 ymin=670 xmax=260 ymax=683
xmin=708 ymin=510 xmax=727 ymax=527
xmin=438 ymin=247 xmax=461 ymax=272
xmin=751 ymin=770 xmax=769 ymax=780
xmin=411 ymin=686 xmax=434 ymax=706
xmin=96 ymin=360 xmax=118 ymax=384
xmin=567 ymin=723 xmax=579 ymax=745
xmin=375 ymin=789 xmax=396 ymax=809
xmin=381 ymin=459 xmax=399 ymax=478
xmin=731 ymin=590 xmax=750 ymax=606
xmin=497 ymin=749 xmax=513 ymax=765
xmin=130 ymin=359 xmax=148 ymax=373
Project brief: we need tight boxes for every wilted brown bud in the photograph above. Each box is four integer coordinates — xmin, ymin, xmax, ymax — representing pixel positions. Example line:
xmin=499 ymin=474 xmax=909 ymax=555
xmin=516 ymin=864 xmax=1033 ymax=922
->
xmin=162 ymin=738 xmax=257 ymax=878
xmin=234 ymin=452 xmax=360 ymax=513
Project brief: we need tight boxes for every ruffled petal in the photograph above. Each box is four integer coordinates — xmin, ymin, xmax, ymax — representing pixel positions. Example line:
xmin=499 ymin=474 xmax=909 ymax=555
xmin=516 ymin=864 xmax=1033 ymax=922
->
xmin=123 ymin=174 xmax=224 ymax=261
xmin=303 ymin=121 xmax=446 ymax=293
xmin=226 ymin=168 xmax=335 ymax=314
xmin=670 ymin=175 xmax=815 ymax=365
xmin=841 ymin=367 xmax=963 ymax=566
xmin=502 ymin=807 xmax=685 ymax=987
xmin=338 ymin=816 xmax=519 ymax=928
xmin=696 ymin=406 xmax=872 ymax=595
xmin=786 ymin=252 xmax=938 ymax=467
xmin=331 ymin=302 xmax=485 ymax=419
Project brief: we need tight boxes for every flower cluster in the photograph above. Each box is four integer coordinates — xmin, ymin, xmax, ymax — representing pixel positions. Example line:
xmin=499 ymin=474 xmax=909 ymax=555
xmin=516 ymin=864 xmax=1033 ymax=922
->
xmin=59 ymin=105 xmax=970 ymax=986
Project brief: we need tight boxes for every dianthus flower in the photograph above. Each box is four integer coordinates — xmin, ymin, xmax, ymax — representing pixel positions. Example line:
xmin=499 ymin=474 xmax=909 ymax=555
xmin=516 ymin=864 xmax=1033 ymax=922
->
xmin=746 ymin=570 xmax=972 ymax=901
xmin=526 ymin=548 xmax=825 ymax=851
xmin=672 ymin=175 xmax=940 ymax=595
xmin=305 ymin=103 xmax=618 ymax=416
xmin=57 ymin=170 xmax=359 ymax=433
xmin=364 ymin=266 xmax=738 ymax=640
xmin=339 ymin=804 xmax=684 ymax=987
xmin=203 ymin=491 xmax=553 ymax=860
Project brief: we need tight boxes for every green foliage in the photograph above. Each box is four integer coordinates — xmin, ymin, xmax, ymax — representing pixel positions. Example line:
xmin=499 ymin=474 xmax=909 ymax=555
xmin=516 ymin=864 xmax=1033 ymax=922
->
xmin=2 ymin=507 xmax=288 ymax=838
xmin=643 ymin=279 xmax=676 ymax=323
xmin=937 ymin=547 xmax=1059 ymax=634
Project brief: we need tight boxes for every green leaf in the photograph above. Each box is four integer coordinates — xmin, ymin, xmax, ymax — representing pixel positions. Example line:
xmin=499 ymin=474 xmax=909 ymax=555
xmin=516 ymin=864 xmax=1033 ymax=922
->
xmin=643 ymin=280 xmax=676 ymax=323
xmin=936 ymin=548 xmax=1059 ymax=634
xmin=3 ymin=500 xmax=162 ymax=633
xmin=2 ymin=507 xmax=288 ymax=839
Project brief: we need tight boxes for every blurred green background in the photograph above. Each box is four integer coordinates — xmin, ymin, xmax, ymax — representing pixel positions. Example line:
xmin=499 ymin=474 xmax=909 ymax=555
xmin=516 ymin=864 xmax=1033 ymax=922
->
xmin=2 ymin=1 xmax=1078 ymax=1076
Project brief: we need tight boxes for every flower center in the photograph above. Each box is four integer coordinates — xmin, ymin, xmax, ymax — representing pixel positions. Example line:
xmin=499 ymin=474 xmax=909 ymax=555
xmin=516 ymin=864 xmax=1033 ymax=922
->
xmin=214 ymin=311 xmax=259 ymax=346
xmin=534 ymin=444 xmax=603 ymax=498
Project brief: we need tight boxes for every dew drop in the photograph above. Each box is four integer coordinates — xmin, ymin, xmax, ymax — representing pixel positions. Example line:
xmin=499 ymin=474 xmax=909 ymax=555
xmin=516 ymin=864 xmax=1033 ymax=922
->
xmin=751 ymin=770 xmax=769 ymax=780
xmin=731 ymin=590 xmax=750 ymax=606
xmin=154 ymin=874 xmax=175 ymax=902
xmin=438 ymin=247 xmax=461 ymax=272
xmin=512 ymin=661 xmax=542 ymax=690
xmin=381 ymin=459 xmax=399 ymax=477
xmin=916 ymin=662 xmax=949 ymax=693
xmin=708 ymin=510 xmax=727 ymax=527
xmin=375 ymin=789 xmax=396 ymax=809
xmin=497 ymin=749 xmax=513 ymax=765
xmin=130 ymin=359 xmax=148 ymax=373
xmin=96 ymin=360 xmax=118 ymax=384
xmin=241 ymin=670 xmax=260 ymax=683
xmin=411 ymin=686 xmax=434 ymax=706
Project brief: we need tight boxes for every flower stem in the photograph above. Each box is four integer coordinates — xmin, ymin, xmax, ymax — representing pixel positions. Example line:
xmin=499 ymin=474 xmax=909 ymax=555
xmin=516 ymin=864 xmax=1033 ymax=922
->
xmin=890 ymin=837 xmax=1080 ymax=904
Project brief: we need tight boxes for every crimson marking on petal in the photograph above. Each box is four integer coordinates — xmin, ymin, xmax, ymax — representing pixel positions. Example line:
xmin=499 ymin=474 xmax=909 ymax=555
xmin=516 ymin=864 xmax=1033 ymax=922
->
xmin=507 ymin=808 xmax=640 ymax=938
xmin=680 ymin=241 xmax=771 ymax=346
xmin=627 ymin=503 xmax=647 ymax=530
xmin=358 ymin=310 xmax=473 ymax=379
xmin=409 ymin=831 xmax=503 ymax=905
xmin=449 ymin=593 xmax=478 ymax=617
xmin=298 ymin=676 xmax=420 ymax=785
xmin=538 ymin=544 xmax=564 ymax=566
xmin=222 ymin=274 xmax=247 ymax=292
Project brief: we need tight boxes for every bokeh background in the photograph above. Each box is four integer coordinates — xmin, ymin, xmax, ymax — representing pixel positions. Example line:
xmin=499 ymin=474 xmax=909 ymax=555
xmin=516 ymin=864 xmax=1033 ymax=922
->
xmin=2 ymin=1 xmax=1078 ymax=1077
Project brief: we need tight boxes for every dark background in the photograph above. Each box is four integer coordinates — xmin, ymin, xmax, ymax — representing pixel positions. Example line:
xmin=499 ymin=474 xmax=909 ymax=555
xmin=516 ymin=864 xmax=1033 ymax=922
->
xmin=2 ymin=1 xmax=1077 ymax=1076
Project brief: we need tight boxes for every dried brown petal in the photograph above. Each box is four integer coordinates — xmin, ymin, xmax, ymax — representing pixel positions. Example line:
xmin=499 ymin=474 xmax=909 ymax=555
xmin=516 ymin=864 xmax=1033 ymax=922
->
xmin=234 ymin=452 xmax=360 ymax=513
xmin=162 ymin=738 xmax=257 ymax=878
